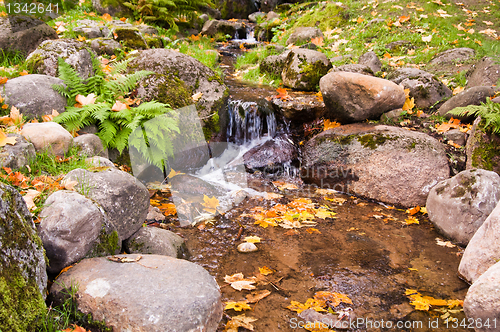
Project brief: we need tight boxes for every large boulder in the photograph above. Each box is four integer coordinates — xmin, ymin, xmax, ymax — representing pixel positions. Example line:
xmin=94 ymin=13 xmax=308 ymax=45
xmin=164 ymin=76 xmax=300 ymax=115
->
xmin=426 ymin=169 xmax=500 ymax=246
xmin=438 ymin=86 xmax=497 ymax=119
xmin=259 ymin=50 xmax=290 ymax=77
xmin=466 ymin=117 xmax=500 ymax=176
xmin=63 ymin=168 xmax=149 ymax=240
xmin=0 ymin=134 xmax=35 ymax=170
xmin=38 ymin=190 xmax=121 ymax=274
xmin=387 ymin=68 xmax=452 ymax=109
xmin=128 ymin=49 xmax=229 ymax=136
xmin=0 ymin=15 xmax=58 ymax=55
xmin=0 ymin=74 xmax=67 ymax=119
xmin=464 ymin=261 xmax=500 ymax=331
xmin=26 ymin=39 xmax=97 ymax=79
xmin=330 ymin=63 xmax=374 ymax=76
xmin=124 ymin=227 xmax=188 ymax=258
xmin=50 ymin=255 xmax=223 ymax=331
xmin=286 ymin=27 xmax=323 ymax=45
xmin=301 ymin=123 xmax=449 ymax=207
xmin=21 ymin=122 xmax=73 ymax=156
xmin=320 ymin=72 xmax=405 ymax=123
xmin=243 ymin=135 xmax=298 ymax=172
xmin=0 ymin=183 xmax=47 ymax=331
xmin=214 ymin=0 xmax=257 ymax=19
xmin=281 ymin=49 xmax=332 ymax=91
xmin=459 ymin=201 xmax=500 ymax=283
xmin=466 ymin=57 xmax=500 ymax=88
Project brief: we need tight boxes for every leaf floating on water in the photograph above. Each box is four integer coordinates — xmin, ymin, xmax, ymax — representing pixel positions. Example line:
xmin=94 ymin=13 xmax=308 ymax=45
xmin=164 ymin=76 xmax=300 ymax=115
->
xmin=244 ymin=236 xmax=261 ymax=243
xmin=202 ymin=195 xmax=219 ymax=214
xmin=225 ymin=301 xmax=252 ymax=311
xmin=406 ymin=289 xmax=463 ymax=311
xmin=246 ymin=290 xmax=271 ymax=303
xmin=224 ymin=314 xmax=257 ymax=332
xmin=259 ymin=266 xmax=273 ymax=276
xmin=224 ymin=273 xmax=256 ymax=291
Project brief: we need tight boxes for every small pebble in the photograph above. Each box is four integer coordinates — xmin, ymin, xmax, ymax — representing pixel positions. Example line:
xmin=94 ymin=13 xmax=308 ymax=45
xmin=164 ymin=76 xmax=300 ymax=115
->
xmin=237 ymin=242 xmax=258 ymax=253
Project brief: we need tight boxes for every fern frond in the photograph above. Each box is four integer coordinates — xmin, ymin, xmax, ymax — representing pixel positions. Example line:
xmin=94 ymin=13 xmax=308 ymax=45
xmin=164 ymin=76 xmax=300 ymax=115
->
xmin=447 ymin=98 xmax=500 ymax=134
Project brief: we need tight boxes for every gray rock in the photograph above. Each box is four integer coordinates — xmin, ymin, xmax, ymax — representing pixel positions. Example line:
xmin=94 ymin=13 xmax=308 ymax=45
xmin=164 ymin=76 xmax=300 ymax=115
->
xmin=21 ymin=122 xmax=73 ymax=156
xmin=0 ymin=15 xmax=58 ymax=55
xmin=271 ymin=93 xmax=326 ymax=125
xmin=50 ymin=255 xmax=223 ymax=332
xmin=282 ymin=49 xmax=331 ymax=91
xmin=426 ymin=169 xmax=500 ymax=246
xmin=124 ymin=227 xmax=188 ymax=258
xmin=266 ymin=11 xmax=280 ymax=21
xmin=0 ymin=74 xmax=67 ymax=119
xmin=438 ymin=86 xmax=497 ymax=119
xmin=320 ymin=72 xmax=406 ymax=123
xmin=464 ymin=260 xmax=500 ymax=331
xmin=38 ymin=190 xmax=121 ymax=274
xmin=73 ymin=20 xmax=110 ymax=39
xmin=91 ymin=0 xmax=131 ymax=17
xmin=169 ymin=174 xmax=227 ymax=197
xmin=301 ymin=123 xmax=449 ymax=207
xmin=111 ymin=26 xmax=148 ymax=49
xmin=286 ymin=27 xmax=323 ymax=45
xmin=201 ymin=19 xmax=244 ymax=38
xmin=26 ymin=39 xmax=96 ymax=79
xmin=459 ymin=200 xmax=500 ymax=283
xmin=89 ymin=38 xmax=122 ymax=56
xmin=259 ymin=50 xmax=290 ymax=77
xmin=385 ymin=40 xmax=413 ymax=52
xmin=493 ymin=96 xmax=500 ymax=104
xmin=358 ymin=51 xmax=382 ymax=73
xmin=443 ymin=129 xmax=466 ymax=146
xmin=85 ymin=156 xmax=115 ymax=168
xmin=380 ymin=109 xmax=404 ymax=122
xmin=63 ymin=168 xmax=149 ymax=240
xmin=429 ymin=47 xmax=475 ymax=66
xmin=74 ymin=134 xmax=108 ymax=158
xmin=0 ymin=183 xmax=47 ymax=331
xmin=145 ymin=205 xmax=165 ymax=222
xmin=0 ymin=134 xmax=35 ymax=170
xmin=243 ymin=135 xmax=298 ymax=172
xmin=466 ymin=57 xmax=500 ymax=88
xmin=330 ymin=54 xmax=352 ymax=63
xmin=248 ymin=11 xmax=266 ymax=22
xmin=331 ymin=64 xmax=374 ymax=76
xmin=388 ymin=67 xmax=452 ymax=109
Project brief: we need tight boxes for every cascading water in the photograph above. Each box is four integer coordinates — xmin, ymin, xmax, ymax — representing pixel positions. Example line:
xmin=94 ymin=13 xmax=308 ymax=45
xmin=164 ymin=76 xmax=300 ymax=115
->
xmin=226 ymin=99 xmax=277 ymax=144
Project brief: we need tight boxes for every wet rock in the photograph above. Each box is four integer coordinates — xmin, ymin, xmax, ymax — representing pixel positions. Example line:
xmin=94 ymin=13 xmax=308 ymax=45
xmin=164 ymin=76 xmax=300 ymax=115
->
xmin=243 ymin=135 xmax=298 ymax=172
xmin=459 ymin=201 xmax=500 ymax=283
xmin=385 ymin=40 xmax=413 ymax=52
xmin=74 ymin=134 xmax=108 ymax=158
xmin=259 ymin=50 xmax=290 ymax=77
xmin=426 ymin=169 xmax=500 ymax=246
xmin=0 ymin=183 xmax=47 ymax=331
xmin=237 ymin=242 xmax=258 ymax=253
xmin=0 ymin=15 xmax=58 ymax=55
xmin=0 ymin=74 xmax=67 ymax=119
xmin=169 ymin=174 xmax=226 ymax=197
xmin=286 ymin=27 xmax=323 ymax=46
xmin=493 ymin=96 xmax=500 ymax=104
xmin=85 ymin=156 xmax=115 ymax=168
xmin=63 ymin=168 xmax=149 ymax=240
xmin=89 ymin=37 xmax=122 ymax=56
xmin=248 ymin=11 xmax=266 ymax=22
xmin=443 ymin=129 xmax=466 ymax=146
xmin=429 ymin=47 xmax=475 ymax=66
xmin=91 ymin=0 xmax=131 ymax=17
xmin=38 ymin=190 xmax=121 ymax=274
xmin=282 ymin=49 xmax=331 ymax=91
xmin=124 ymin=227 xmax=187 ymax=258
xmin=0 ymin=134 xmax=35 ymax=170
xmin=21 ymin=122 xmax=73 ymax=156
xmin=438 ymin=86 xmax=497 ymax=119
xmin=301 ymin=123 xmax=449 ymax=207
xmin=26 ymin=39 xmax=96 ymax=79
xmin=73 ymin=19 xmax=110 ymax=39
xmin=271 ymin=93 xmax=326 ymax=126
xmin=299 ymin=42 xmax=317 ymax=50
xmin=128 ymin=49 xmax=229 ymax=131
xmin=358 ymin=51 xmax=382 ymax=73
xmin=387 ymin=68 xmax=452 ymax=109
xmin=466 ymin=117 xmax=500 ymax=176
xmin=50 ymin=255 xmax=223 ymax=332
xmin=145 ymin=206 xmax=165 ymax=223
xmin=320 ymin=72 xmax=405 ymax=123
xmin=330 ymin=64 xmax=374 ymax=76
xmin=464 ymin=260 xmax=500 ymax=330
xmin=466 ymin=57 xmax=500 ymax=88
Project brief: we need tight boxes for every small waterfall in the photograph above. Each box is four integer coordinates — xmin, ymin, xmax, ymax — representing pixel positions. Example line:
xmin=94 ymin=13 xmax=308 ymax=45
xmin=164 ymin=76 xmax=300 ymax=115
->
xmin=226 ymin=99 xmax=277 ymax=144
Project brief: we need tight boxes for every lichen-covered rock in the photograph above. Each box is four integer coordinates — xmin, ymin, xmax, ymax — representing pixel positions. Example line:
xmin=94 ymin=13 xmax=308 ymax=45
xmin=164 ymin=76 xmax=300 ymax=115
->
xmin=26 ymin=39 xmax=97 ymax=79
xmin=464 ymin=260 xmax=500 ymax=331
xmin=72 ymin=19 xmax=110 ymax=39
xmin=438 ymin=86 xmax=497 ymax=119
xmin=358 ymin=51 xmax=382 ymax=74
xmin=91 ymin=0 xmax=132 ymax=17
xmin=0 ymin=74 xmax=67 ymax=119
xmin=21 ymin=122 xmax=73 ymax=156
xmin=459 ymin=200 xmax=500 ymax=283
xmin=215 ymin=0 xmax=257 ymax=19
xmin=128 ymin=49 xmax=229 ymax=136
xmin=426 ymin=169 xmax=500 ymax=246
xmin=259 ymin=50 xmax=290 ymax=77
xmin=74 ymin=133 xmax=108 ymax=158
xmin=387 ymin=67 xmax=452 ymax=109
xmin=38 ymin=190 xmax=121 ymax=274
xmin=243 ymin=135 xmax=298 ymax=172
xmin=286 ymin=27 xmax=323 ymax=46
xmin=466 ymin=57 xmax=500 ymax=88
xmin=282 ymin=49 xmax=332 ymax=91
xmin=320 ymin=72 xmax=405 ymax=123
xmin=0 ymin=15 xmax=58 ymax=55
xmin=0 ymin=183 xmax=47 ymax=331
xmin=301 ymin=123 xmax=449 ymax=207
xmin=429 ymin=47 xmax=475 ymax=66
xmin=112 ymin=27 xmax=148 ymax=49
xmin=466 ymin=117 xmax=500 ymax=176
xmin=330 ymin=64 xmax=374 ymax=76
xmin=63 ymin=168 xmax=149 ymax=240
xmin=0 ymin=134 xmax=35 ymax=170
xmin=124 ymin=227 xmax=188 ymax=258
xmin=50 ymin=255 xmax=223 ymax=332
xmin=89 ymin=37 xmax=122 ymax=56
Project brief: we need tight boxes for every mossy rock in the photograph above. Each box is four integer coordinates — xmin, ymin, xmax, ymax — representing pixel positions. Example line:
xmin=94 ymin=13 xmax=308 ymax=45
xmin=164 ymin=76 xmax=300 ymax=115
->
xmin=282 ymin=49 xmax=332 ymax=91
xmin=137 ymin=73 xmax=192 ymax=110
xmin=144 ymin=35 xmax=163 ymax=49
xmin=466 ymin=117 xmax=500 ymax=175
xmin=112 ymin=27 xmax=148 ymax=49
xmin=91 ymin=0 xmax=133 ymax=18
xmin=0 ymin=183 xmax=47 ymax=331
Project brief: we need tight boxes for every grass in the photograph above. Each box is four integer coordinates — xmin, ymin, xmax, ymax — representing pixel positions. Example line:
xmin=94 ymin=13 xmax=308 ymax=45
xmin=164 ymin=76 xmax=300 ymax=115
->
xmin=167 ymin=35 xmax=223 ymax=76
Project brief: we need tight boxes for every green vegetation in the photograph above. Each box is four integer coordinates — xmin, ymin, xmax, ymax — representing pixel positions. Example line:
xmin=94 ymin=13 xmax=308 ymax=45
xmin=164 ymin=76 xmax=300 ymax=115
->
xmin=448 ymin=98 xmax=500 ymax=134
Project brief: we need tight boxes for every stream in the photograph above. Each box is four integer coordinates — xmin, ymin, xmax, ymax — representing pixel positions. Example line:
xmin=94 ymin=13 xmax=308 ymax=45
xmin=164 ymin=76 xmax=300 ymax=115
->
xmin=148 ymin=25 xmax=473 ymax=332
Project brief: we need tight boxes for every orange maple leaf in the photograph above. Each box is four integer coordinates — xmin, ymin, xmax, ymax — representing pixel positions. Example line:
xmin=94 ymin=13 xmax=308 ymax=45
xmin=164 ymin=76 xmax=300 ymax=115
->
xmin=399 ymin=15 xmax=410 ymax=23
xmin=75 ymin=94 xmax=97 ymax=106
xmin=274 ymin=88 xmax=291 ymax=101
xmin=323 ymin=119 xmax=341 ymax=131
xmin=310 ymin=36 xmax=324 ymax=46
xmin=19 ymin=70 xmax=29 ymax=76
xmin=436 ymin=117 xmax=461 ymax=133
xmin=0 ymin=130 xmax=17 ymax=147
xmin=0 ymin=77 xmax=7 ymax=84
xmin=101 ymin=13 xmax=112 ymax=21
xmin=111 ymin=100 xmax=128 ymax=112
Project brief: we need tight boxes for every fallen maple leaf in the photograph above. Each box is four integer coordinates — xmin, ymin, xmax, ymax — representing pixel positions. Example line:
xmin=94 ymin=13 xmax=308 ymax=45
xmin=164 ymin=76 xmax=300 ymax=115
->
xmin=225 ymin=301 xmax=252 ymax=311
xmin=306 ymin=228 xmax=321 ymax=234
xmin=0 ymin=130 xmax=17 ymax=147
xmin=202 ymin=195 xmax=219 ymax=214
xmin=323 ymin=119 xmax=341 ymax=131
xmin=436 ymin=118 xmax=461 ymax=133
xmin=259 ymin=266 xmax=273 ymax=275
xmin=75 ymin=94 xmax=97 ymax=106
xmin=244 ymin=236 xmax=261 ymax=243
xmin=192 ymin=92 xmax=203 ymax=102
xmin=310 ymin=36 xmax=324 ymax=46
xmin=422 ymin=35 xmax=432 ymax=42
xmin=246 ymin=290 xmax=271 ymax=303
xmin=62 ymin=325 xmax=89 ymax=332
xmin=111 ymin=100 xmax=128 ymax=112
xmin=405 ymin=216 xmax=419 ymax=225
xmin=0 ymin=77 xmax=7 ymax=84
xmin=272 ymin=180 xmax=298 ymax=190
xmin=42 ymin=109 xmax=60 ymax=122
xmin=274 ymin=87 xmax=291 ymax=101
xmin=399 ymin=15 xmax=410 ymax=23
xmin=224 ymin=314 xmax=257 ymax=332
xmin=23 ymin=189 xmax=41 ymax=211
xmin=77 ymin=35 xmax=86 ymax=41
xmin=406 ymin=206 xmax=420 ymax=215
xmin=19 ymin=70 xmax=29 ymax=76
xmin=101 ymin=13 xmax=112 ymax=21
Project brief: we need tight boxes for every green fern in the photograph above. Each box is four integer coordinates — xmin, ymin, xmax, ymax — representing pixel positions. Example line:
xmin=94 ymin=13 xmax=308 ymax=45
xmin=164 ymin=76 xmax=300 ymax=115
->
xmin=447 ymin=97 xmax=500 ymax=134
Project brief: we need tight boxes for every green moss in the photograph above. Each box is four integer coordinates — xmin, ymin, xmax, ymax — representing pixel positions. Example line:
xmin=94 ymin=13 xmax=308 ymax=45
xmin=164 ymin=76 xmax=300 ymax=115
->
xmin=147 ymin=73 xmax=191 ymax=109
xmin=113 ymin=27 xmax=148 ymax=49
xmin=127 ymin=238 xmax=145 ymax=253
xmin=471 ymin=131 xmax=500 ymax=172
xmin=292 ymin=3 xmax=345 ymax=32
xmin=144 ymin=35 xmax=162 ymax=49
xmin=357 ymin=134 xmax=395 ymax=149
xmin=25 ymin=53 xmax=45 ymax=74
xmin=407 ymin=142 xmax=417 ymax=150
xmin=90 ymin=228 xmax=120 ymax=257
xmin=450 ymin=175 xmax=477 ymax=198
xmin=435 ymin=183 xmax=449 ymax=195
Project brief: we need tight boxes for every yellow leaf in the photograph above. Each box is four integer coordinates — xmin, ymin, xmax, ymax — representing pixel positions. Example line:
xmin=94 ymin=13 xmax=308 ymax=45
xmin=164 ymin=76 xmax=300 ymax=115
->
xmin=323 ymin=119 xmax=341 ymax=131
xmin=192 ymin=92 xmax=203 ymax=102
xmin=453 ymin=86 xmax=465 ymax=95
xmin=314 ymin=208 xmax=336 ymax=219
xmin=406 ymin=206 xmax=420 ymax=215
xmin=244 ymin=236 xmax=261 ymax=243
xmin=405 ymin=216 xmax=419 ymax=225
xmin=402 ymin=96 xmax=415 ymax=112
xmin=224 ymin=314 xmax=257 ymax=332
xmin=420 ymin=206 xmax=427 ymax=214
xmin=202 ymin=195 xmax=219 ymax=214
xmin=259 ymin=266 xmax=273 ymax=275
xmin=77 ymin=35 xmax=86 ymax=41
xmin=408 ymin=268 xmax=418 ymax=271
xmin=225 ymin=301 xmax=252 ymax=311
xmin=111 ymin=100 xmax=128 ymax=112
xmin=75 ymin=94 xmax=97 ymax=106
xmin=0 ymin=130 xmax=17 ymax=147
xmin=101 ymin=13 xmax=112 ymax=21
xmin=254 ymin=218 xmax=277 ymax=228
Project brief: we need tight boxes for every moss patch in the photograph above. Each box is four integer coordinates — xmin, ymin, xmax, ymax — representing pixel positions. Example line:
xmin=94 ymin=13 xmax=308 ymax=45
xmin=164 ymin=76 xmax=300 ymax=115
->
xmin=357 ymin=134 xmax=395 ymax=150
xmin=292 ymin=3 xmax=345 ymax=32
xmin=89 ymin=228 xmax=120 ymax=257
